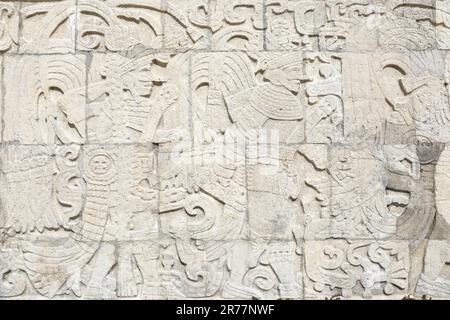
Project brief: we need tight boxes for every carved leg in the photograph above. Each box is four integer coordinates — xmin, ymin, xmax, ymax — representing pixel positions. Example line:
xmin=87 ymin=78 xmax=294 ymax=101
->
xmin=222 ymin=240 xmax=261 ymax=299
xmin=117 ymin=245 xmax=137 ymax=297
xmin=268 ymin=241 xmax=301 ymax=299
xmin=423 ymin=240 xmax=449 ymax=280
xmin=134 ymin=246 xmax=161 ymax=298
xmin=416 ymin=240 xmax=450 ymax=298
xmin=84 ymin=242 xmax=116 ymax=299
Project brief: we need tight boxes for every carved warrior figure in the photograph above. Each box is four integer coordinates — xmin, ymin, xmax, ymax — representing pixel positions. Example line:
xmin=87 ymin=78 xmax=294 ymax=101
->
xmin=2 ymin=0 xmax=450 ymax=301
xmin=223 ymin=52 xmax=307 ymax=132
xmin=224 ymin=52 xmax=307 ymax=299
xmin=0 ymin=51 xmax=179 ymax=299
xmin=178 ymin=51 xmax=309 ymax=299
xmin=0 ymin=53 xmax=184 ymax=300
xmin=87 ymin=48 xmax=179 ymax=143
xmin=79 ymin=146 xmax=160 ymax=298
xmin=416 ymin=145 xmax=450 ymax=298
xmin=0 ymin=145 xmax=161 ymax=298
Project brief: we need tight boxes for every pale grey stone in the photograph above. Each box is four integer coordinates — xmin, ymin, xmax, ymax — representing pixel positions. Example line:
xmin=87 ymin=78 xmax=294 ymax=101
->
xmin=1 ymin=0 xmax=450 ymax=300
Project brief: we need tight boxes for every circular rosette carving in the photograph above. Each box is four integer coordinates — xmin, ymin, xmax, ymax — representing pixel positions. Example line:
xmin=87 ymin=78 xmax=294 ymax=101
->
xmin=402 ymin=131 xmax=442 ymax=165
xmin=83 ymin=148 xmax=117 ymax=184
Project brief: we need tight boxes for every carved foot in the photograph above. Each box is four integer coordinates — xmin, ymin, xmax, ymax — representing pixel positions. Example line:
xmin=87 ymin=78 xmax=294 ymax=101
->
xmin=221 ymin=280 xmax=261 ymax=300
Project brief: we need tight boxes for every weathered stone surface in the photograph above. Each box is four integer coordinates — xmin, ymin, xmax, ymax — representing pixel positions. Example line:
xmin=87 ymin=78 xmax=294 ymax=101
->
xmin=1 ymin=0 xmax=450 ymax=300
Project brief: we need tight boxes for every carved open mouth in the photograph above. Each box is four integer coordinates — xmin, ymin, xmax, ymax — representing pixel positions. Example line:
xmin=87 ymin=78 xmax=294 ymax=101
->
xmin=386 ymin=188 xmax=411 ymax=217
xmin=1 ymin=0 xmax=449 ymax=301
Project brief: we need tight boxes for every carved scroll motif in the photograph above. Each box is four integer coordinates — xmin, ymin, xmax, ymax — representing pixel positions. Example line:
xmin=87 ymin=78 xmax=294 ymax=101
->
xmin=0 ymin=0 xmax=449 ymax=300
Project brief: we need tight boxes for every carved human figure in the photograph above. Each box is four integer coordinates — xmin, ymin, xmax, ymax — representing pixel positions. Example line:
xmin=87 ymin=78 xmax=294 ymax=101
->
xmin=191 ymin=52 xmax=308 ymax=299
xmin=81 ymin=146 xmax=161 ymax=298
xmin=87 ymin=49 xmax=176 ymax=143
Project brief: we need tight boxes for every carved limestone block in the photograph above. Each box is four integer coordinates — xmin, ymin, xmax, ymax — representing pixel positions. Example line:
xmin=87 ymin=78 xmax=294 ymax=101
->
xmin=1 ymin=0 xmax=450 ymax=300
xmin=86 ymin=48 xmax=191 ymax=145
xmin=437 ymin=0 xmax=450 ymax=49
xmin=19 ymin=0 xmax=78 ymax=54
xmin=0 ymin=144 xmax=83 ymax=298
xmin=304 ymin=240 xmax=410 ymax=299
xmin=380 ymin=0 xmax=439 ymax=51
xmin=210 ymin=0 xmax=265 ymax=51
xmin=3 ymin=54 xmax=87 ymax=144
xmin=76 ymin=0 xmax=164 ymax=52
xmin=163 ymin=0 xmax=210 ymax=51
xmin=0 ymin=1 xmax=19 ymax=53
xmin=265 ymin=0 xmax=383 ymax=51
xmin=342 ymin=50 xmax=450 ymax=144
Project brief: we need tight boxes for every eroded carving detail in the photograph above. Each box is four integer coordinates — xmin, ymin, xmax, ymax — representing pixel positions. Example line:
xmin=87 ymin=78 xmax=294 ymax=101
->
xmin=0 ymin=0 xmax=450 ymax=300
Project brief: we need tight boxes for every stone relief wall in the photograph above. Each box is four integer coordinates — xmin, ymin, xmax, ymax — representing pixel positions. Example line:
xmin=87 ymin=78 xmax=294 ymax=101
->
xmin=0 ymin=0 xmax=450 ymax=300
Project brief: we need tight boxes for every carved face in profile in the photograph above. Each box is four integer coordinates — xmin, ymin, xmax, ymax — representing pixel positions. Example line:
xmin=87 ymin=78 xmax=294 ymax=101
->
xmin=132 ymin=66 xmax=154 ymax=97
xmin=89 ymin=154 xmax=112 ymax=175
xmin=263 ymin=63 xmax=304 ymax=94
xmin=410 ymin=86 xmax=439 ymax=123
